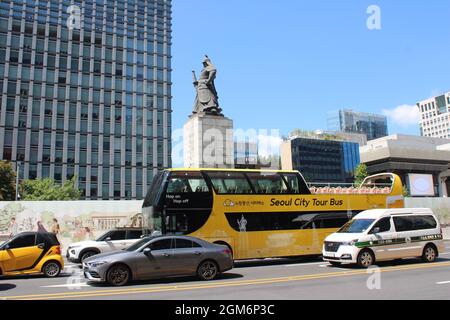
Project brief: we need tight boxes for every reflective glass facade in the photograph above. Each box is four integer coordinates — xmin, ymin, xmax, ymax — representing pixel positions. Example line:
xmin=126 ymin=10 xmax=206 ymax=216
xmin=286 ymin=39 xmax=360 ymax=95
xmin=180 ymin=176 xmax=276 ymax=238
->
xmin=0 ymin=0 xmax=172 ymax=200
xmin=289 ymin=138 xmax=360 ymax=184
xmin=327 ymin=109 xmax=388 ymax=141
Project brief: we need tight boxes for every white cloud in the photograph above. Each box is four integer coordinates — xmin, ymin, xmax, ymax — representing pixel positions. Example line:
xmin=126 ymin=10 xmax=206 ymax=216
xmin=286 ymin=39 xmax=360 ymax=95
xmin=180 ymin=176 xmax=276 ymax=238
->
xmin=382 ymin=104 xmax=420 ymax=127
xmin=258 ymin=133 xmax=283 ymax=157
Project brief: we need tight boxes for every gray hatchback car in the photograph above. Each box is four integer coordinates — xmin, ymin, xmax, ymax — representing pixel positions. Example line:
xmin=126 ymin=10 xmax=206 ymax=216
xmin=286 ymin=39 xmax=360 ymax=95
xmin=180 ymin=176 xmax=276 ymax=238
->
xmin=83 ymin=235 xmax=234 ymax=286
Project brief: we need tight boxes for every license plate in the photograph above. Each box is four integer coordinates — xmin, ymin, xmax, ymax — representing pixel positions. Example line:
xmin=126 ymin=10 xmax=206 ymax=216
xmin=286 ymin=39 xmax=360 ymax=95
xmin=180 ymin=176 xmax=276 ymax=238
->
xmin=326 ymin=252 xmax=336 ymax=258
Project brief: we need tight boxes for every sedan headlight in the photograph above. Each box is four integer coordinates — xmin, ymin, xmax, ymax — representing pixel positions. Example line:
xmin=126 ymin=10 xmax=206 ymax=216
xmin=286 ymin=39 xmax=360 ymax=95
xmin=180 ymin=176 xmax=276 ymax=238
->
xmin=342 ymin=240 xmax=358 ymax=246
xmin=88 ymin=261 xmax=108 ymax=268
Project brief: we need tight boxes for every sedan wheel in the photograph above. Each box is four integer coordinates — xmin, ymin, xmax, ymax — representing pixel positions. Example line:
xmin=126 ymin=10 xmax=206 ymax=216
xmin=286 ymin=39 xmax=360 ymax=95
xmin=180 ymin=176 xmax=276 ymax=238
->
xmin=43 ymin=261 xmax=61 ymax=277
xmin=198 ymin=260 xmax=218 ymax=281
xmin=107 ymin=265 xmax=130 ymax=286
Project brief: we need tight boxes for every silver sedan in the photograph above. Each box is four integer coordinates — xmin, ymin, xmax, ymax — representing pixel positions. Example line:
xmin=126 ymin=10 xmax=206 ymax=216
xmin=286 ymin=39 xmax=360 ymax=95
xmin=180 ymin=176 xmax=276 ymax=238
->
xmin=83 ymin=235 xmax=234 ymax=286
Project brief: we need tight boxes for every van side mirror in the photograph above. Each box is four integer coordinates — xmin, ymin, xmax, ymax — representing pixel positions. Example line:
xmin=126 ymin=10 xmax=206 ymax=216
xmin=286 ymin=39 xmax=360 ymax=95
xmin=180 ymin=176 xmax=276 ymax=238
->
xmin=143 ymin=248 xmax=152 ymax=255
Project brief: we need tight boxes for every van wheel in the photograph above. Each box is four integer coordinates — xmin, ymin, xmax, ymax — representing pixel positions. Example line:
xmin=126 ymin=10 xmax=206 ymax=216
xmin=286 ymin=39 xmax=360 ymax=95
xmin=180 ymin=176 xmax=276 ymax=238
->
xmin=357 ymin=250 xmax=375 ymax=268
xmin=42 ymin=261 xmax=62 ymax=277
xmin=197 ymin=260 xmax=218 ymax=281
xmin=106 ymin=264 xmax=131 ymax=286
xmin=422 ymin=245 xmax=437 ymax=263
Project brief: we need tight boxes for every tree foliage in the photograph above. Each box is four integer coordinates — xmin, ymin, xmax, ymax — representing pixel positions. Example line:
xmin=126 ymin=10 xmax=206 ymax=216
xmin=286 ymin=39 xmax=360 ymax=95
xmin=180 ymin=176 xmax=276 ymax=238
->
xmin=354 ymin=163 xmax=369 ymax=187
xmin=0 ymin=160 xmax=16 ymax=201
xmin=20 ymin=177 xmax=81 ymax=201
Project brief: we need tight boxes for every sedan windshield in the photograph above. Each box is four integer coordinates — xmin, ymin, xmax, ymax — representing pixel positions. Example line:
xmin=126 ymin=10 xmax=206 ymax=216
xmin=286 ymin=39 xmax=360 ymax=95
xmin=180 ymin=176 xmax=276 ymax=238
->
xmin=95 ymin=231 xmax=111 ymax=241
xmin=125 ymin=237 xmax=153 ymax=252
xmin=338 ymin=219 xmax=375 ymax=234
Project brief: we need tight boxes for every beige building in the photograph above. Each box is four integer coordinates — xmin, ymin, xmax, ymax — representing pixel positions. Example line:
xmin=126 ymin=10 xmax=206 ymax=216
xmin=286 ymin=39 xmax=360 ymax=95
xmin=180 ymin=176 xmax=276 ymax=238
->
xmin=417 ymin=91 xmax=450 ymax=139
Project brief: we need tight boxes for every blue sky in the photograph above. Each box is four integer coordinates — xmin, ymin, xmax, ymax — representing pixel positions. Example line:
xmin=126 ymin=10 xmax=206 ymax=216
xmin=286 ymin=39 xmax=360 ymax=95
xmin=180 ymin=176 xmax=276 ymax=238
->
xmin=171 ymin=0 xmax=450 ymax=138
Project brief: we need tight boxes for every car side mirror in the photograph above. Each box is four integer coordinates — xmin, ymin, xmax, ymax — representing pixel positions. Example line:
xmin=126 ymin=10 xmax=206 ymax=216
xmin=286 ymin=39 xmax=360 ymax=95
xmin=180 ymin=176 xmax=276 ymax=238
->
xmin=372 ymin=227 xmax=380 ymax=234
xmin=3 ymin=244 xmax=9 ymax=250
xmin=105 ymin=237 xmax=112 ymax=242
xmin=143 ymin=248 xmax=152 ymax=255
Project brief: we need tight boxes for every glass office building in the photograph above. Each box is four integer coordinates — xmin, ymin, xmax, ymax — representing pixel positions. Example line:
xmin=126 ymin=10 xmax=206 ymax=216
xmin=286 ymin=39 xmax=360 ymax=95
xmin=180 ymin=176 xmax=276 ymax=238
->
xmin=283 ymin=137 xmax=360 ymax=184
xmin=0 ymin=0 xmax=172 ymax=200
xmin=327 ymin=109 xmax=388 ymax=141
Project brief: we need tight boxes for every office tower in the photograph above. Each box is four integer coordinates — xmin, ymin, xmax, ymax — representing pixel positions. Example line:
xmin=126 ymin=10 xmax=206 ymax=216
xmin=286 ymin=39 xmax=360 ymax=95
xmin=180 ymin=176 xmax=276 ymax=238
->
xmin=0 ymin=0 xmax=172 ymax=200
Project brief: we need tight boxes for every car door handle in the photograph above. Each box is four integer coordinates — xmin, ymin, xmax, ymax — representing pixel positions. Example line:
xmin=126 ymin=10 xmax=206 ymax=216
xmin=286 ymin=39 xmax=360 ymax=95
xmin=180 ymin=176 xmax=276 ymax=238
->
xmin=162 ymin=253 xmax=170 ymax=257
xmin=194 ymin=252 xmax=202 ymax=256
xmin=37 ymin=244 xmax=45 ymax=249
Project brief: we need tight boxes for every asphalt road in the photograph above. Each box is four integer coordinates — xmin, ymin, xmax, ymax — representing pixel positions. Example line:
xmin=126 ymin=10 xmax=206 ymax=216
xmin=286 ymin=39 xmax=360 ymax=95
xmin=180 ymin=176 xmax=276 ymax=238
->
xmin=1 ymin=242 xmax=450 ymax=300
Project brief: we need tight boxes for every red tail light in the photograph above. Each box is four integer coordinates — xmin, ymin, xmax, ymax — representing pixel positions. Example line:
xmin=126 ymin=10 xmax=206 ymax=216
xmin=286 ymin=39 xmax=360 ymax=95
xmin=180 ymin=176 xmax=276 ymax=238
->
xmin=223 ymin=249 xmax=232 ymax=255
xmin=55 ymin=246 xmax=61 ymax=255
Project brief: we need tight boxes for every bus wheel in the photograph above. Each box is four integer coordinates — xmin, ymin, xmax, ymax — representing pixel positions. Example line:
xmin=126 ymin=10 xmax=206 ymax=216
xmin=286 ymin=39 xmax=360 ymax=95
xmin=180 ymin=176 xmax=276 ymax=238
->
xmin=422 ymin=244 xmax=437 ymax=263
xmin=357 ymin=250 xmax=375 ymax=268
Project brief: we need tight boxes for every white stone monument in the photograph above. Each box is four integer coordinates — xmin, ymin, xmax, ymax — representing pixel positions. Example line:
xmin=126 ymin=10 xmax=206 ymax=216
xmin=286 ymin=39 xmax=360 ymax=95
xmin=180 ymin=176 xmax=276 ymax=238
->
xmin=184 ymin=113 xmax=234 ymax=168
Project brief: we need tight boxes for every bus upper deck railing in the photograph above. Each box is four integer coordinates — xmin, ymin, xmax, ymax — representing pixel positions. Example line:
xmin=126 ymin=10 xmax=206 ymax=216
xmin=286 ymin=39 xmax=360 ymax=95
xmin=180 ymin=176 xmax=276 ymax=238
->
xmin=307 ymin=183 xmax=393 ymax=195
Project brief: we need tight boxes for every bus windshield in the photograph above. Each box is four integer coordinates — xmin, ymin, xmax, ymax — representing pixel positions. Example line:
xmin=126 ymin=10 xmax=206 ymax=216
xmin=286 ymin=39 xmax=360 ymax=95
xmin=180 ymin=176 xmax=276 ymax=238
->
xmin=143 ymin=171 xmax=166 ymax=209
xmin=338 ymin=219 xmax=376 ymax=234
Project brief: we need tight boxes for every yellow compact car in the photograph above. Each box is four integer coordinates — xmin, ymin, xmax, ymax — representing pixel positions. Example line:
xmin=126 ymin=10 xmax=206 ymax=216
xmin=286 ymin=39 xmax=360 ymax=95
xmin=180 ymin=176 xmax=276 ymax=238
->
xmin=0 ymin=232 xmax=64 ymax=278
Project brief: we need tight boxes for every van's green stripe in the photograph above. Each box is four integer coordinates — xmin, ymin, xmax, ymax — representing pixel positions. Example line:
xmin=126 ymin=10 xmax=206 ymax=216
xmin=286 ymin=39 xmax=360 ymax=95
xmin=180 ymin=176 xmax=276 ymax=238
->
xmin=355 ymin=234 xmax=443 ymax=249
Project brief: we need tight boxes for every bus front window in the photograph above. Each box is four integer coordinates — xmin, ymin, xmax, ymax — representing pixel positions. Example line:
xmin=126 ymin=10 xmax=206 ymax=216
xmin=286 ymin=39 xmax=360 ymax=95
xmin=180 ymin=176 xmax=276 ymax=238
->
xmin=142 ymin=171 xmax=167 ymax=234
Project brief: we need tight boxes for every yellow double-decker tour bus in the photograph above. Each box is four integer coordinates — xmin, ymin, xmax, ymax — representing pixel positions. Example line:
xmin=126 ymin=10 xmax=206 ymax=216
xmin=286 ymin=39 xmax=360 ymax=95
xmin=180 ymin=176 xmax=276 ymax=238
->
xmin=142 ymin=168 xmax=404 ymax=260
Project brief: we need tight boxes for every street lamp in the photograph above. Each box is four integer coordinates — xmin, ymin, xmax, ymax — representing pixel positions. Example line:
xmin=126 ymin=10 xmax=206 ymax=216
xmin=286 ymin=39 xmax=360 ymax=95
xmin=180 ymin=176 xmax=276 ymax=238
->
xmin=15 ymin=161 xmax=21 ymax=201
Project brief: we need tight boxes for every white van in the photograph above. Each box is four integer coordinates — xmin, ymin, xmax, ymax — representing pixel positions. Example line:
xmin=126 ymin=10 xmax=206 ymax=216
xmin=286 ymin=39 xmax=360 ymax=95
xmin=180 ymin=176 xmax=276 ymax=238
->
xmin=323 ymin=208 xmax=444 ymax=268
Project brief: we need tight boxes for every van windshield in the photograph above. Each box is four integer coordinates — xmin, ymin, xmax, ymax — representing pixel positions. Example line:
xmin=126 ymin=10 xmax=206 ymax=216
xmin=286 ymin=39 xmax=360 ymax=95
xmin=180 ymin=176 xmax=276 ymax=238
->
xmin=338 ymin=219 xmax=375 ymax=234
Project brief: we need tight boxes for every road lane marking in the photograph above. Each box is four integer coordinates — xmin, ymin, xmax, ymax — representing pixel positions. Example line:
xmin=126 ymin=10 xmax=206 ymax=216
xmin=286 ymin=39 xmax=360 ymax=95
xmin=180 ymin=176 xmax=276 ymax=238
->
xmin=3 ymin=261 xmax=450 ymax=300
xmin=282 ymin=262 xmax=325 ymax=267
xmin=436 ymin=281 xmax=450 ymax=285
xmin=41 ymin=283 xmax=89 ymax=288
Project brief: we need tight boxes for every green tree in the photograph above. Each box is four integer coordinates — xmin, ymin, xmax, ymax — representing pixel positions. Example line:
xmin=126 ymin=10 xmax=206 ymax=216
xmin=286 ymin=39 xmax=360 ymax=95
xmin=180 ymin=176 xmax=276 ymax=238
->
xmin=0 ymin=160 xmax=16 ymax=201
xmin=402 ymin=185 xmax=410 ymax=198
xmin=354 ymin=163 xmax=369 ymax=187
xmin=20 ymin=177 xmax=81 ymax=201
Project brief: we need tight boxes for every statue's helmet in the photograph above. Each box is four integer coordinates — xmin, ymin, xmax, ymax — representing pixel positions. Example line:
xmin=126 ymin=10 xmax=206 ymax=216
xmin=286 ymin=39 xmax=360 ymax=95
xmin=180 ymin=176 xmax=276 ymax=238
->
xmin=202 ymin=55 xmax=211 ymax=66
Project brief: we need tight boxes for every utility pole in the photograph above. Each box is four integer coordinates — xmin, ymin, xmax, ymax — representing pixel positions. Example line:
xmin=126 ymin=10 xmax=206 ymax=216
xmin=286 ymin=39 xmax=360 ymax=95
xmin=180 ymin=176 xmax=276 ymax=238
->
xmin=15 ymin=161 xmax=20 ymax=201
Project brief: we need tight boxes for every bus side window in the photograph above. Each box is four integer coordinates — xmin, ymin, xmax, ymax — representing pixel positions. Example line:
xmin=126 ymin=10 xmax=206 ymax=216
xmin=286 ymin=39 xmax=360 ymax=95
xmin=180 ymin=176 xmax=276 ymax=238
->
xmin=283 ymin=173 xmax=311 ymax=195
xmin=246 ymin=172 xmax=288 ymax=195
xmin=206 ymin=172 xmax=253 ymax=194
xmin=167 ymin=178 xmax=188 ymax=193
xmin=167 ymin=172 xmax=210 ymax=194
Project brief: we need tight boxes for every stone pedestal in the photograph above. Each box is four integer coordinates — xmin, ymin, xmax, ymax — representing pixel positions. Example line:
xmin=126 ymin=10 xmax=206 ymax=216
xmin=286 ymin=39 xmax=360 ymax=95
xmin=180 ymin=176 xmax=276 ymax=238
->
xmin=184 ymin=113 xmax=234 ymax=168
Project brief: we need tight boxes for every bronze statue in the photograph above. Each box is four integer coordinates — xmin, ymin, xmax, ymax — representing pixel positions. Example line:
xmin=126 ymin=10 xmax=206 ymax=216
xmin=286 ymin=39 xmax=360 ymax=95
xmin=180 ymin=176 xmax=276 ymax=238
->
xmin=192 ymin=55 xmax=223 ymax=116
